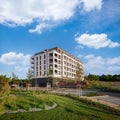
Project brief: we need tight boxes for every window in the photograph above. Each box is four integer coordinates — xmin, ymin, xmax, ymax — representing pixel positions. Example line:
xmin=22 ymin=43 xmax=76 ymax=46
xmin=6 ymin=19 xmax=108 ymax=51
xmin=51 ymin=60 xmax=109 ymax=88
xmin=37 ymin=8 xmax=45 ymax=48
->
xmin=55 ymin=64 xmax=57 ymax=68
xmin=55 ymin=53 xmax=57 ymax=57
xmin=55 ymin=70 xmax=58 ymax=74
xmin=36 ymin=57 xmax=38 ymax=61
xmin=39 ymin=56 xmax=41 ymax=60
xmin=36 ymin=72 xmax=38 ymax=76
xmin=59 ymin=71 xmax=61 ymax=75
xmin=36 ymin=67 xmax=38 ymax=71
xmin=44 ymin=65 xmax=46 ymax=70
xmin=44 ymin=71 xmax=46 ymax=75
xmin=49 ymin=53 xmax=53 ymax=58
xmin=36 ymin=62 xmax=38 ymax=66
xmin=40 ymin=66 xmax=41 ymax=70
xmin=44 ymin=54 xmax=46 ymax=59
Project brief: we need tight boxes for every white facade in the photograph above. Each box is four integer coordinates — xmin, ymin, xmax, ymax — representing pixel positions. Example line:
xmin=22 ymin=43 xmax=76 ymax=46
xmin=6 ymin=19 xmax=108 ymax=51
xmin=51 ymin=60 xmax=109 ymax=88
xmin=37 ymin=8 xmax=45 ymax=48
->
xmin=30 ymin=47 xmax=84 ymax=80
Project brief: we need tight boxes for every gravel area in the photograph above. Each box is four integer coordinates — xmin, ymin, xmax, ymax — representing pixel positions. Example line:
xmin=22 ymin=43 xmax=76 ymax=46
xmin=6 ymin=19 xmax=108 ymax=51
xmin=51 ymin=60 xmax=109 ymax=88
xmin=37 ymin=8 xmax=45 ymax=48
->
xmin=5 ymin=102 xmax=58 ymax=114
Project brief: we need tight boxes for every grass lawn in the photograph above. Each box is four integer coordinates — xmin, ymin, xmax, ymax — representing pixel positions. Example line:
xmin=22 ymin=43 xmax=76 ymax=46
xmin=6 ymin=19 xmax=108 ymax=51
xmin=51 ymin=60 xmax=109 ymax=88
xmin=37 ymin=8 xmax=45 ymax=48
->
xmin=0 ymin=93 xmax=120 ymax=120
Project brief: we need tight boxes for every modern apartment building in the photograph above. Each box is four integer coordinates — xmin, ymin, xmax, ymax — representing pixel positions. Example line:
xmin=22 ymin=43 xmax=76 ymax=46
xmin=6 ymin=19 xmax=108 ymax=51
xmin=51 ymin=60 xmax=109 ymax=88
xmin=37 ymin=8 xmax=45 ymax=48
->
xmin=30 ymin=47 xmax=84 ymax=86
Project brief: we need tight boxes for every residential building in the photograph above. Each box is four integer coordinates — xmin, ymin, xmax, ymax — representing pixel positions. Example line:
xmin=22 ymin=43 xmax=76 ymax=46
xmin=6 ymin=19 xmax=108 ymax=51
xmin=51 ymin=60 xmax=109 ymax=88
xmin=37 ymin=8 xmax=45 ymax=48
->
xmin=30 ymin=47 xmax=84 ymax=86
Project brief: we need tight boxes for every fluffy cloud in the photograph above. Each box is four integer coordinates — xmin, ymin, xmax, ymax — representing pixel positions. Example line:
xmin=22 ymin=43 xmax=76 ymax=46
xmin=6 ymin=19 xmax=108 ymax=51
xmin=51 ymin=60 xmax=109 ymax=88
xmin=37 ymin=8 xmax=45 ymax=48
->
xmin=0 ymin=52 xmax=31 ymax=65
xmin=0 ymin=52 xmax=31 ymax=78
xmin=29 ymin=23 xmax=51 ymax=34
xmin=79 ymin=0 xmax=103 ymax=13
xmin=79 ymin=54 xmax=120 ymax=75
xmin=77 ymin=54 xmax=83 ymax=58
xmin=0 ymin=0 xmax=103 ymax=34
xmin=75 ymin=33 xmax=120 ymax=49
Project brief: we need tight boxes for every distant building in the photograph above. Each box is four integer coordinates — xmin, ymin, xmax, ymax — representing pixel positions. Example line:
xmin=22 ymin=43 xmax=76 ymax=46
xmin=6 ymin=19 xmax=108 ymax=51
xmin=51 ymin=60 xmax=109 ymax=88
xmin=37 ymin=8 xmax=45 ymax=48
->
xmin=30 ymin=47 xmax=84 ymax=87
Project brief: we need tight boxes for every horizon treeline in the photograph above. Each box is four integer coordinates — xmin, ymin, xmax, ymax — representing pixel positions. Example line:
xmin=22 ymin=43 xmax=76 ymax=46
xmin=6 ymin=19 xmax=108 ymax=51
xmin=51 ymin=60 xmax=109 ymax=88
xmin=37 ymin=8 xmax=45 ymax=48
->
xmin=85 ymin=74 xmax=120 ymax=81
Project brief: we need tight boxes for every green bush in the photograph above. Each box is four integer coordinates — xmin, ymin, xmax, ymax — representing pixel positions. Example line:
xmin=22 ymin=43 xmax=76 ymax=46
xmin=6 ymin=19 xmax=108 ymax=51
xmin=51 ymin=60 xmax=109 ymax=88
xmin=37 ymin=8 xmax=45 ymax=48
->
xmin=46 ymin=101 xmax=54 ymax=107
xmin=41 ymin=102 xmax=46 ymax=110
xmin=85 ymin=92 xmax=102 ymax=97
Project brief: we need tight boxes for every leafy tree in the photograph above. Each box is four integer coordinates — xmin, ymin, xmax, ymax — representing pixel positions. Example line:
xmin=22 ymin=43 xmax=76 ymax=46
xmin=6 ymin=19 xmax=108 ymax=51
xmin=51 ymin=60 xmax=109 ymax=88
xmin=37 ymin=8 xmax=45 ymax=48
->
xmin=11 ymin=72 xmax=19 ymax=84
xmin=26 ymin=69 xmax=32 ymax=91
xmin=75 ymin=63 xmax=83 ymax=82
xmin=75 ymin=63 xmax=84 ymax=97
xmin=0 ymin=75 xmax=10 ymax=97
xmin=27 ymin=69 xmax=32 ymax=82
xmin=86 ymin=74 xmax=99 ymax=81
xmin=47 ymin=67 xmax=53 ymax=83
xmin=85 ymin=74 xmax=120 ymax=81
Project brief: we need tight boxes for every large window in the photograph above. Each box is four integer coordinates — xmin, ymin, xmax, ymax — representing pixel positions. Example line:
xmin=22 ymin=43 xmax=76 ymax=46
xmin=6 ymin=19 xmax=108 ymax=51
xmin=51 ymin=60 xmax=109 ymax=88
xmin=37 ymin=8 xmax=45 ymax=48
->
xmin=39 ymin=56 xmax=41 ymax=60
xmin=44 ymin=54 xmax=46 ymax=59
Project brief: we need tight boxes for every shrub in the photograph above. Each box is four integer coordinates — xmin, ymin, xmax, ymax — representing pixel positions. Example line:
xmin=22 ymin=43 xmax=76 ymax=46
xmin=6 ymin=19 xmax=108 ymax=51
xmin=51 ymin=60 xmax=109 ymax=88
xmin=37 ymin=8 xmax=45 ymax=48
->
xmin=46 ymin=101 xmax=54 ymax=107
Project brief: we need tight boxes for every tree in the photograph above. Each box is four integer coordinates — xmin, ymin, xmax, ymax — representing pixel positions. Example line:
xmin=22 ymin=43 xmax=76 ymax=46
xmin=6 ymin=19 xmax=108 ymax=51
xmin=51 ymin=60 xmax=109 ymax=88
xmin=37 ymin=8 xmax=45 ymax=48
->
xmin=27 ymin=69 xmax=32 ymax=82
xmin=86 ymin=74 xmax=99 ymax=81
xmin=26 ymin=69 xmax=32 ymax=91
xmin=11 ymin=72 xmax=19 ymax=84
xmin=0 ymin=75 xmax=10 ymax=97
xmin=47 ymin=67 xmax=53 ymax=88
xmin=75 ymin=63 xmax=84 ymax=97
xmin=75 ymin=63 xmax=83 ymax=82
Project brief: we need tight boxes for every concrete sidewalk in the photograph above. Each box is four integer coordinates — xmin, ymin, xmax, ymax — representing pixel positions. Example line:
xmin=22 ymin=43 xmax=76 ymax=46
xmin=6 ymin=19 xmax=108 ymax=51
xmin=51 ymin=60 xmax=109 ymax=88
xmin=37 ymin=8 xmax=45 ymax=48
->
xmin=82 ymin=95 xmax=120 ymax=109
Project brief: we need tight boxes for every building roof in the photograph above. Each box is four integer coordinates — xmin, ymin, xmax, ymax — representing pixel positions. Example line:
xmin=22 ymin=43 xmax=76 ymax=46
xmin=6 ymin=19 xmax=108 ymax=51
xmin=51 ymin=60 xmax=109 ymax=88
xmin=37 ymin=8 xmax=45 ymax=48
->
xmin=33 ymin=47 xmax=83 ymax=63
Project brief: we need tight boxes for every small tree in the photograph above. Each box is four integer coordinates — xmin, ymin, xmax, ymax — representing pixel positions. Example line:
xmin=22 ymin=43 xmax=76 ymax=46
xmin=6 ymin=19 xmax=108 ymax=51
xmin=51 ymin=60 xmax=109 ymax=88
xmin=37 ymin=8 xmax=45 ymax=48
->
xmin=47 ymin=67 xmax=53 ymax=88
xmin=26 ymin=69 xmax=32 ymax=91
xmin=75 ymin=63 xmax=83 ymax=82
xmin=27 ymin=69 xmax=32 ymax=82
xmin=0 ymin=75 xmax=10 ymax=97
xmin=11 ymin=72 xmax=19 ymax=84
xmin=75 ymin=63 xmax=83 ymax=97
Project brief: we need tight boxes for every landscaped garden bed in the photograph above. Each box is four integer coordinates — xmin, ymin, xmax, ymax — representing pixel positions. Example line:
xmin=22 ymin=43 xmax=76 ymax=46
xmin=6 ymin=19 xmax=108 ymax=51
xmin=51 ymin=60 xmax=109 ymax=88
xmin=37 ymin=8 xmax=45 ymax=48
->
xmin=0 ymin=92 xmax=120 ymax=120
xmin=0 ymin=91 xmax=57 ymax=114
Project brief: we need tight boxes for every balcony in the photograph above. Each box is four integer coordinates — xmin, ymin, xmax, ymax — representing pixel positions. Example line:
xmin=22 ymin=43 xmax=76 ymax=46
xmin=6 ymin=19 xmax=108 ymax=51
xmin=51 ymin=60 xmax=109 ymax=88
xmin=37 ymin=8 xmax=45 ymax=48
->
xmin=31 ymin=66 xmax=34 ymax=69
xmin=55 ymin=64 xmax=58 ymax=69
xmin=49 ymin=65 xmax=53 ymax=70
xmin=31 ymin=60 xmax=34 ymax=64
xmin=49 ymin=56 xmax=53 ymax=59
xmin=49 ymin=53 xmax=53 ymax=59
xmin=49 ymin=59 xmax=53 ymax=64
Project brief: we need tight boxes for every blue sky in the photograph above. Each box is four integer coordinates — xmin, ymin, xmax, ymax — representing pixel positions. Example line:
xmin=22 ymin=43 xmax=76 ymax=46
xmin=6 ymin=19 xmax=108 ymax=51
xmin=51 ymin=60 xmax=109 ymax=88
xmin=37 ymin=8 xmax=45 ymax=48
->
xmin=0 ymin=0 xmax=120 ymax=78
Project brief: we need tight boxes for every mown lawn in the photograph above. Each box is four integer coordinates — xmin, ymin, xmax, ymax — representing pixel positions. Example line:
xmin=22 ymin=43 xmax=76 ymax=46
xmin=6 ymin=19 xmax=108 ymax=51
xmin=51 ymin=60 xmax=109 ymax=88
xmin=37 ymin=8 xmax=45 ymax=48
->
xmin=0 ymin=94 xmax=120 ymax=120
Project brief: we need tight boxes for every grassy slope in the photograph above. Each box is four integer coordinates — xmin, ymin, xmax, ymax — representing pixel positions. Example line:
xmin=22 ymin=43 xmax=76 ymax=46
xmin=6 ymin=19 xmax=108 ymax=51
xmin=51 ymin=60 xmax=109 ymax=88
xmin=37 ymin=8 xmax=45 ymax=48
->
xmin=0 ymin=94 xmax=120 ymax=120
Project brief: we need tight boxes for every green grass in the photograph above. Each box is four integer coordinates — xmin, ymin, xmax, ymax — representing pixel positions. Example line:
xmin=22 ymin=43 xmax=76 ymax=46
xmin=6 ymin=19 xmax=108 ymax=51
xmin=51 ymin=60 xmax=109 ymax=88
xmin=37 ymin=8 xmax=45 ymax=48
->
xmin=0 ymin=93 xmax=120 ymax=120
xmin=87 ymin=81 xmax=120 ymax=93
xmin=0 ymin=93 xmax=54 ymax=112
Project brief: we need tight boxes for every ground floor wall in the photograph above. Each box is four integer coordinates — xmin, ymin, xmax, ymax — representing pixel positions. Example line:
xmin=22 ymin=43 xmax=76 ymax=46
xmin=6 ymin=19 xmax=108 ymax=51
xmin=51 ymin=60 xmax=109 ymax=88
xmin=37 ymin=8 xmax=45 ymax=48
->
xmin=31 ymin=77 xmax=86 ymax=88
xmin=31 ymin=77 xmax=67 ymax=87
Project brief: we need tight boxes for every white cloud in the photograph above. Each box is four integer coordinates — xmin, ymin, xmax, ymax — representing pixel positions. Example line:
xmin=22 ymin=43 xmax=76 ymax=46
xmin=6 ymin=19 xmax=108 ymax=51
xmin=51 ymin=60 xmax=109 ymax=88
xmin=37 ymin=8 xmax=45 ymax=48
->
xmin=0 ymin=52 xmax=31 ymax=65
xmin=107 ymin=56 xmax=120 ymax=65
xmin=0 ymin=0 xmax=103 ymax=34
xmin=0 ymin=52 xmax=31 ymax=78
xmin=0 ymin=0 xmax=79 ymax=32
xmin=82 ymin=54 xmax=120 ymax=75
xmin=75 ymin=33 xmax=120 ymax=49
xmin=29 ymin=23 xmax=51 ymax=34
xmin=79 ymin=0 xmax=103 ymax=13
xmin=84 ymin=54 xmax=94 ymax=59
xmin=77 ymin=54 xmax=83 ymax=58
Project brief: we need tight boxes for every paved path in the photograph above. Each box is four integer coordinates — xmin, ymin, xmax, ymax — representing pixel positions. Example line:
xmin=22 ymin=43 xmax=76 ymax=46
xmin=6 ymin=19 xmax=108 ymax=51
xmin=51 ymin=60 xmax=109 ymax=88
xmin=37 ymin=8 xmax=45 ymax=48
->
xmin=82 ymin=95 xmax=120 ymax=109
xmin=53 ymin=89 xmax=98 ymax=95
xmin=52 ymin=89 xmax=120 ymax=108
xmin=91 ymin=95 xmax=120 ymax=105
